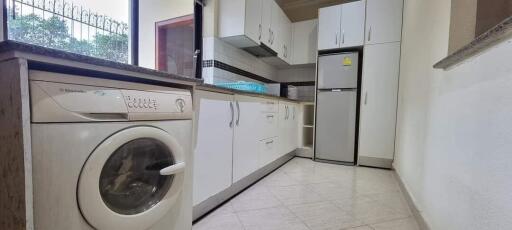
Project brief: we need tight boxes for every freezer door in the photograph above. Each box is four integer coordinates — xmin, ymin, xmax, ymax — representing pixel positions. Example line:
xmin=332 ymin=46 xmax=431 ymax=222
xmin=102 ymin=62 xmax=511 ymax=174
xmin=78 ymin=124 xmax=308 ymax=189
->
xmin=318 ymin=53 xmax=359 ymax=89
xmin=315 ymin=90 xmax=357 ymax=163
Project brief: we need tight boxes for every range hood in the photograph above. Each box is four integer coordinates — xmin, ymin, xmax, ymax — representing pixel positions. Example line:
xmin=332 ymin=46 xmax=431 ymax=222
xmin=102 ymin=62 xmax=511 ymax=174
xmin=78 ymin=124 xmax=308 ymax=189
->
xmin=242 ymin=43 xmax=277 ymax=58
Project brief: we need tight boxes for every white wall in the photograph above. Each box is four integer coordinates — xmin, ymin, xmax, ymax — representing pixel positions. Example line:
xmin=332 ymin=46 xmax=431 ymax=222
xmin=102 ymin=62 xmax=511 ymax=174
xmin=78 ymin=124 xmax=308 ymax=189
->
xmin=395 ymin=0 xmax=512 ymax=229
xmin=138 ymin=0 xmax=194 ymax=69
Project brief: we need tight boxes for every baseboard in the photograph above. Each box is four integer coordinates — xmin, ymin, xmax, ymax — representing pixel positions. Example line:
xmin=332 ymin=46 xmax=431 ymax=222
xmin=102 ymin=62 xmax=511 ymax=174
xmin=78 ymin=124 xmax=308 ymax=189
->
xmin=192 ymin=151 xmax=295 ymax=221
xmin=358 ymin=156 xmax=393 ymax=169
xmin=393 ymin=170 xmax=431 ymax=230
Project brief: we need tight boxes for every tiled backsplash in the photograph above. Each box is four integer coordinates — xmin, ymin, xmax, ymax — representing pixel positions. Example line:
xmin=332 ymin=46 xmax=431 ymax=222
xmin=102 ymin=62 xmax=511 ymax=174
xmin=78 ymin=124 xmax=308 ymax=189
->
xmin=202 ymin=37 xmax=278 ymax=84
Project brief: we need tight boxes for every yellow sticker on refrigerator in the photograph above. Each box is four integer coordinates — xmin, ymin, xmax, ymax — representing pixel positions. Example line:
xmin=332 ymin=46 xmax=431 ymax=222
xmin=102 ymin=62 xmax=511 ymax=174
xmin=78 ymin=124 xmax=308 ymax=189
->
xmin=343 ymin=57 xmax=353 ymax=66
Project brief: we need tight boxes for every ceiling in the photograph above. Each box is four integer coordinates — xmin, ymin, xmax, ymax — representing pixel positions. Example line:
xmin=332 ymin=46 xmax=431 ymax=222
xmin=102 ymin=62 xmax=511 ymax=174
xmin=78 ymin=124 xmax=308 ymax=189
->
xmin=276 ymin=0 xmax=354 ymax=22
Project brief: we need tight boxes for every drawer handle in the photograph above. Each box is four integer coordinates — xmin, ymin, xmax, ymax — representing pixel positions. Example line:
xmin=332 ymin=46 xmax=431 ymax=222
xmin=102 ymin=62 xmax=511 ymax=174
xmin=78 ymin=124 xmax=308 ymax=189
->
xmin=266 ymin=140 xmax=274 ymax=145
xmin=267 ymin=114 xmax=274 ymax=118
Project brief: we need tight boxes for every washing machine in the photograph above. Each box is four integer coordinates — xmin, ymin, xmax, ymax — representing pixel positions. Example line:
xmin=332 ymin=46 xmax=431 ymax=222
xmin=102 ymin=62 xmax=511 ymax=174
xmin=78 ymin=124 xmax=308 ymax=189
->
xmin=29 ymin=70 xmax=193 ymax=230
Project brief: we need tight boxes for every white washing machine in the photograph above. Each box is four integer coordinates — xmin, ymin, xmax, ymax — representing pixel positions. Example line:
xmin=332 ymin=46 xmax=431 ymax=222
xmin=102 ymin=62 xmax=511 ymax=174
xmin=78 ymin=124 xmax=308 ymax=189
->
xmin=29 ymin=71 xmax=194 ymax=230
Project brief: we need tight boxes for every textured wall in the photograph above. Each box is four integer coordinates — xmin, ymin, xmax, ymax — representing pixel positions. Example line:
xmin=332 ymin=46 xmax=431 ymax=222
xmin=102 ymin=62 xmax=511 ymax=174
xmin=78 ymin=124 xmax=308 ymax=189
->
xmin=395 ymin=0 xmax=512 ymax=229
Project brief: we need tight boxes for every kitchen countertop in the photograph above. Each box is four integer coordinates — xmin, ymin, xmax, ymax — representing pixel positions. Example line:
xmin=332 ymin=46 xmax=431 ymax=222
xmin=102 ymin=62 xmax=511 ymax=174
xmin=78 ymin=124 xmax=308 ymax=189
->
xmin=0 ymin=40 xmax=202 ymax=86
xmin=0 ymin=40 xmax=308 ymax=102
xmin=196 ymin=83 xmax=309 ymax=103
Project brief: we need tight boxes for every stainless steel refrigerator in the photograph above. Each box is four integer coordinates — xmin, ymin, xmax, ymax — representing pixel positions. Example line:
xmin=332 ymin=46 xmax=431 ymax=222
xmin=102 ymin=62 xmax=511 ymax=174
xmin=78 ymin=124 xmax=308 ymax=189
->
xmin=315 ymin=52 xmax=359 ymax=164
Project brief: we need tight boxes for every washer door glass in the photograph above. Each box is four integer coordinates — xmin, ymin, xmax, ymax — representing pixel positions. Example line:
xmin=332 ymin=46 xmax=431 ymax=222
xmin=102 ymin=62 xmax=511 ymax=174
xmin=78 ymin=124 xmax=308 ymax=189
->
xmin=99 ymin=138 xmax=174 ymax=215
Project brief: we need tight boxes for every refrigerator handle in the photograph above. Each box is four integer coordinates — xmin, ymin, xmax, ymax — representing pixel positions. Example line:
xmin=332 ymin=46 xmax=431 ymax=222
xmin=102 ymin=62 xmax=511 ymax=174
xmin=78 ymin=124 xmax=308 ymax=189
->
xmin=364 ymin=92 xmax=368 ymax=105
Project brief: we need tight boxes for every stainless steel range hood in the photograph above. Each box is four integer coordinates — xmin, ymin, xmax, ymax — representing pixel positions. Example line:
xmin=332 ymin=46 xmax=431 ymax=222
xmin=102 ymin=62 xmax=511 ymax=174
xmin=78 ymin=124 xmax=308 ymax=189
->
xmin=242 ymin=43 xmax=278 ymax=58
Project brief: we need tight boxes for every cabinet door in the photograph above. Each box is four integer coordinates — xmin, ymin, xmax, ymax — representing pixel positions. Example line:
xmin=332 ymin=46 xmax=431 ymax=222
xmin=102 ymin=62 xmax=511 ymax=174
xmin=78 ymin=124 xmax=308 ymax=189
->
xmin=289 ymin=104 xmax=299 ymax=152
xmin=261 ymin=0 xmax=273 ymax=47
xmin=365 ymin=0 xmax=403 ymax=45
xmin=193 ymin=91 xmax=235 ymax=206
xmin=270 ymin=0 xmax=281 ymax=51
xmin=278 ymin=102 xmax=289 ymax=156
xmin=291 ymin=19 xmax=318 ymax=65
xmin=279 ymin=9 xmax=293 ymax=63
xmin=245 ymin=0 xmax=263 ymax=44
xmin=359 ymin=42 xmax=401 ymax=161
xmin=340 ymin=0 xmax=365 ymax=48
xmin=318 ymin=5 xmax=342 ymax=50
xmin=233 ymin=95 xmax=263 ymax=182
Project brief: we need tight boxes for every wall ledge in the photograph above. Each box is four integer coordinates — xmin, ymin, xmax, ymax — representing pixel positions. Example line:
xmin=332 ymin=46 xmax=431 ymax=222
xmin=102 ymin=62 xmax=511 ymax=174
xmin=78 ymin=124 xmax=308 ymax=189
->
xmin=434 ymin=16 xmax=512 ymax=70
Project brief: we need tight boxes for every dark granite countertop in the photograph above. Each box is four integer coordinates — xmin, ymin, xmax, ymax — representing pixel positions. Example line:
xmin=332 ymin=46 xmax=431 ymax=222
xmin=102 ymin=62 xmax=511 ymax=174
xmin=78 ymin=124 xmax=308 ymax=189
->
xmin=0 ymin=40 xmax=308 ymax=102
xmin=434 ymin=16 xmax=512 ymax=69
xmin=196 ymin=83 xmax=308 ymax=103
xmin=0 ymin=40 xmax=202 ymax=85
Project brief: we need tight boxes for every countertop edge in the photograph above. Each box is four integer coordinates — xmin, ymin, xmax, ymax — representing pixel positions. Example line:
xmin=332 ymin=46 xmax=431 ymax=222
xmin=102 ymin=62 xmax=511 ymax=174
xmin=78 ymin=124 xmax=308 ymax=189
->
xmin=434 ymin=16 xmax=512 ymax=70
xmin=195 ymin=84 xmax=311 ymax=103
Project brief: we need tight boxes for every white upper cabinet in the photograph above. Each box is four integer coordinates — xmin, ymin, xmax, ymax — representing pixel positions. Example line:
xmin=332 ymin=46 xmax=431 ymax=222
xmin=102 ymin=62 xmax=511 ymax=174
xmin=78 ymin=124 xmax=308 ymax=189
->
xmin=340 ymin=0 xmax=366 ymax=48
xmin=246 ymin=0 xmax=264 ymax=44
xmin=278 ymin=9 xmax=293 ymax=63
xmin=291 ymin=19 xmax=318 ymax=65
xmin=318 ymin=5 xmax=342 ymax=50
xmin=219 ymin=0 xmax=293 ymax=64
xmin=219 ymin=0 xmax=263 ymax=47
xmin=260 ymin=0 xmax=273 ymax=48
xmin=365 ymin=0 xmax=404 ymax=45
xmin=318 ymin=1 xmax=365 ymax=50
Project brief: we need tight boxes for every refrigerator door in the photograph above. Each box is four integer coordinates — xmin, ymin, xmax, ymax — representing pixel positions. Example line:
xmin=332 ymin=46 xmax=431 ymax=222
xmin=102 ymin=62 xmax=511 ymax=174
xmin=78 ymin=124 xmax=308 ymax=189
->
xmin=318 ymin=52 xmax=359 ymax=89
xmin=315 ymin=90 xmax=357 ymax=163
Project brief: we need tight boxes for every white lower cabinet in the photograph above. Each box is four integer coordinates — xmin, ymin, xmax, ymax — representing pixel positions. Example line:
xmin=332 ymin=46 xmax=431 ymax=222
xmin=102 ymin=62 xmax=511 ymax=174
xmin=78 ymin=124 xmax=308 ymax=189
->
xmin=193 ymin=91 xmax=235 ymax=206
xmin=193 ymin=91 xmax=299 ymax=207
xmin=279 ymin=101 xmax=300 ymax=156
xmin=233 ymin=95 xmax=263 ymax=182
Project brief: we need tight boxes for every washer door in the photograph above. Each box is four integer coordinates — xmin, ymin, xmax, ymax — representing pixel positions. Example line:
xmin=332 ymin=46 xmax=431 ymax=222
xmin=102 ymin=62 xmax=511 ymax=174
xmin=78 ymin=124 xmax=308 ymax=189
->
xmin=78 ymin=126 xmax=186 ymax=230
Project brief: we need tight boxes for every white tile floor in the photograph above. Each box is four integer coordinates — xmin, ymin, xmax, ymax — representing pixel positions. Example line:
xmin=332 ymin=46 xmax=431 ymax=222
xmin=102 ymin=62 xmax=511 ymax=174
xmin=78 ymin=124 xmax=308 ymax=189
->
xmin=193 ymin=158 xmax=420 ymax=230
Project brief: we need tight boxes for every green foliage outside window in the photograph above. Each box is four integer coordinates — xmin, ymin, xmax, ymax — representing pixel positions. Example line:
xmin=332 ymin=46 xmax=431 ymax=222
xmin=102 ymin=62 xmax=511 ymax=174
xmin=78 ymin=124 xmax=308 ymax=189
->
xmin=8 ymin=13 xmax=129 ymax=63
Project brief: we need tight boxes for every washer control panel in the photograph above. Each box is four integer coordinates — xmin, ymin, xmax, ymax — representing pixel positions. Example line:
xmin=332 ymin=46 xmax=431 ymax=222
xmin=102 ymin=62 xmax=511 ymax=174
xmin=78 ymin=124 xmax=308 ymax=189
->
xmin=121 ymin=90 xmax=191 ymax=116
xmin=30 ymin=80 xmax=192 ymax=122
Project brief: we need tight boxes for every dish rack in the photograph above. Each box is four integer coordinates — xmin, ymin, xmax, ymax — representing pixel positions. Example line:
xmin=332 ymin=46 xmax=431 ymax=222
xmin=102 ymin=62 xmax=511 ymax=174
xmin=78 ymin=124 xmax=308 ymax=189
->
xmin=215 ymin=81 xmax=268 ymax=94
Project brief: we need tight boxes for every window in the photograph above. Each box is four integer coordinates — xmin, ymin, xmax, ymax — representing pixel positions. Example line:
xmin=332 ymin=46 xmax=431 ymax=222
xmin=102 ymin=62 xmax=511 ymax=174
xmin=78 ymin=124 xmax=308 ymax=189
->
xmin=449 ymin=0 xmax=512 ymax=53
xmin=5 ymin=0 xmax=133 ymax=63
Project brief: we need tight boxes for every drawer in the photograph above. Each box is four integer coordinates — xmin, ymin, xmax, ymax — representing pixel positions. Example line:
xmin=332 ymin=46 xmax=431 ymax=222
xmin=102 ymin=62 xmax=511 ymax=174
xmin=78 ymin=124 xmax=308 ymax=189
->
xmin=260 ymin=112 xmax=278 ymax=140
xmin=259 ymin=137 xmax=278 ymax=167
xmin=261 ymin=100 xmax=278 ymax=113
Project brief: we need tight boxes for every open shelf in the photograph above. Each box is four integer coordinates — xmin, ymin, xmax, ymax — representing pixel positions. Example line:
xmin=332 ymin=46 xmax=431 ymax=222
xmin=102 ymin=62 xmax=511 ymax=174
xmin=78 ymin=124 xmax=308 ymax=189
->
xmin=303 ymin=104 xmax=315 ymax=126
xmin=303 ymin=127 xmax=314 ymax=148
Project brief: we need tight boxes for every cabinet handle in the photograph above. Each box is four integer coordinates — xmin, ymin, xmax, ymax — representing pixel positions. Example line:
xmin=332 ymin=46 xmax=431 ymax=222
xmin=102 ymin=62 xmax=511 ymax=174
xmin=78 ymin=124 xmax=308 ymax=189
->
xmin=286 ymin=105 xmax=289 ymax=120
xmin=271 ymin=30 xmax=275 ymax=44
xmin=267 ymin=114 xmax=274 ymax=118
xmin=335 ymin=32 xmax=338 ymax=45
xmin=229 ymin=102 xmax=234 ymax=128
xmin=268 ymin=28 xmax=272 ymax=43
xmin=236 ymin=101 xmax=240 ymax=126
xmin=259 ymin=24 xmax=262 ymax=40
xmin=364 ymin=92 xmax=368 ymax=105
xmin=293 ymin=107 xmax=295 ymax=120
xmin=342 ymin=30 xmax=345 ymax=44
xmin=266 ymin=140 xmax=274 ymax=145
xmin=368 ymin=26 xmax=372 ymax=42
